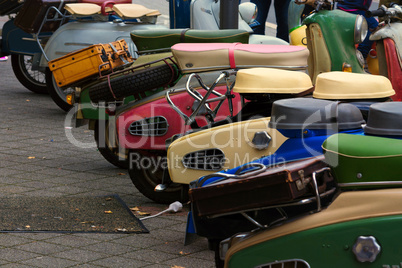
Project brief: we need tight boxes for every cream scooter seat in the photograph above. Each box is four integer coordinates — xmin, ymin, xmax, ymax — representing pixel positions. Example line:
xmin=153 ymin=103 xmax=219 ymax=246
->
xmin=65 ymin=3 xmax=160 ymax=22
xmin=171 ymin=43 xmax=309 ymax=73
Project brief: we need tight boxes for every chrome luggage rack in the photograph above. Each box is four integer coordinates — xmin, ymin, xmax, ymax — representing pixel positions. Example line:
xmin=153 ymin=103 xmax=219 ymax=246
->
xmin=34 ymin=4 xmax=71 ymax=61
xmin=166 ymin=71 xmax=237 ymax=126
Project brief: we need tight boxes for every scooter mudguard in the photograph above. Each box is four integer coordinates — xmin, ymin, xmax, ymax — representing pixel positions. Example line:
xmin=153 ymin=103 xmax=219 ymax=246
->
xmin=1 ymin=19 xmax=46 ymax=56
xmin=303 ymin=10 xmax=365 ymax=82
xmin=383 ymin=38 xmax=402 ymax=101
xmin=224 ymin=189 xmax=402 ymax=268
xmin=116 ymin=84 xmax=243 ymax=151
xmin=39 ymin=20 xmax=167 ymax=67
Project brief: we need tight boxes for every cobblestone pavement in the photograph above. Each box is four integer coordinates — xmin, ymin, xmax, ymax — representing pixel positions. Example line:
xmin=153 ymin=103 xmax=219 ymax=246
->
xmin=0 ymin=52 xmax=215 ymax=268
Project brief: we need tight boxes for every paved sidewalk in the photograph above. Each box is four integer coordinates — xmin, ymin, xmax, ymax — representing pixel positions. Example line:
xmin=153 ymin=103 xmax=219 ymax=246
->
xmin=0 ymin=60 xmax=215 ymax=267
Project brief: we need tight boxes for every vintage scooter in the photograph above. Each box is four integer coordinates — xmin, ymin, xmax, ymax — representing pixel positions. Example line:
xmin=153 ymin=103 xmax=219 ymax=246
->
xmin=220 ymin=101 xmax=402 ymax=268
xmin=0 ymin=3 xmax=49 ymax=93
xmin=155 ymin=69 xmax=394 ymax=204
xmin=113 ymin=42 xmax=311 ymax=204
xmin=186 ymin=97 xmax=366 ymax=265
xmin=289 ymin=0 xmax=368 ymax=83
xmin=33 ymin=1 xmax=167 ymax=111
xmin=44 ymin=0 xmax=287 ymax=111
xmin=367 ymin=3 xmax=402 ymax=100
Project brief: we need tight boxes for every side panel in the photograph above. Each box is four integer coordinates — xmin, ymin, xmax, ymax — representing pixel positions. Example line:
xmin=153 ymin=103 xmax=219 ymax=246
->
xmin=1 ymin=19 xmax=45 ymax=55
xmin=227 ymin=215 xmax=402 ymax=268
xmin=167 ymin=118 xmax=288 ymax=184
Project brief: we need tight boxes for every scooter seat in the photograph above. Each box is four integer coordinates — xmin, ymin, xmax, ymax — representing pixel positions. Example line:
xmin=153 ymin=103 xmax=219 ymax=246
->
xmin=171 ymin=43 xmax=309 ymax=73
xmin=233 ymin=68 xmax=312 ymax=95
xmin=64 ymin=3 xmax=103 ymax=16
xmin=131 ymin=29 xmax=249 ymax=54
xmin=112 ymin=4 xmax=160 ymax=20
xmin=313 ymin=72 xmax=395 ymax=100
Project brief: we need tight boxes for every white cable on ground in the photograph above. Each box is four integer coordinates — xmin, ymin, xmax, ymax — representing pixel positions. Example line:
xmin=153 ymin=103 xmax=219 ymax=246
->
xmin=140 ymin=201 xmax=183 ymax=221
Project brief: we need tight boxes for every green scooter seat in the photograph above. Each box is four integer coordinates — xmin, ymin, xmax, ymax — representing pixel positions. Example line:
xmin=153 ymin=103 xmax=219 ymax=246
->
xmin=323 ymin=133 xmax=402 ymax=189
xmin=131 ymin=29 xmax=249 ymax=54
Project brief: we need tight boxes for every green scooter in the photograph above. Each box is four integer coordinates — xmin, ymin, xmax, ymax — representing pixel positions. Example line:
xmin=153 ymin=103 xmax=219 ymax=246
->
xmin=220 ymin=101 xmax=402 ymax=268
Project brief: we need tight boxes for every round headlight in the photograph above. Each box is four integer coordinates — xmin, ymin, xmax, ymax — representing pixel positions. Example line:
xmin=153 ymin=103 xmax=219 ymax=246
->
xmin=239 ymin=2 xmax=258 ymax=24
xmin=354 ymin=15 xmax=368 ymax=44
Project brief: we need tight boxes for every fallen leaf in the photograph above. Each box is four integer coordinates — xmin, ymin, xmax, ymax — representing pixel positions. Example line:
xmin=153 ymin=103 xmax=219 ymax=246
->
xmin=117 ymin=173 xmax=126 ymax=176
xmin=105 ymin=197 xmax=112 ymax=201
xmin=26 ymin=99 xmax=30 ymax=102
xmin=130 ymin=207 xmax=140 ymax=211
xmin=179 ymin=251 xmax=190 ymax=256
xmin=137 ymin=211 xmax=151 ymax=216
xmin=25 ymin=225 xmax=31 ymax=228
xmin=104 ymin=211 xmax=113 ymax=214
xmin=28 ymin=156 xmax=35 ymax=159
xmin=171 ymin=265 xmax=185 ymax=268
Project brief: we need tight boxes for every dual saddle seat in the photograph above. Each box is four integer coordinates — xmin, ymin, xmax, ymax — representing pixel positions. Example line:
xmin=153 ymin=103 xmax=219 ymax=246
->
xmin=65 ymin=1 xmax=160 ymax=19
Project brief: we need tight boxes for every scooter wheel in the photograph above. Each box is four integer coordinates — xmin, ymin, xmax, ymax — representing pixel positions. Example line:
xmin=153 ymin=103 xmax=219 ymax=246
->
xmin=45 ymin=68 xmax=74 ymax=112
xmin=128 ymin=150 xmax=188 ymax=204
xmin=94 ymin=120 xmax=129 ymax=169
xmin=11 ymin=54 xmax=48 ymax=94
xmin=89 ymin=64 xmax=178 ymax=103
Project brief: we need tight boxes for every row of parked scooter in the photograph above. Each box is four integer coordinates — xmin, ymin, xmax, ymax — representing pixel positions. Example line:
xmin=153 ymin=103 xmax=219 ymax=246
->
xmin=2 ymin=0 xmax=402 ymax=266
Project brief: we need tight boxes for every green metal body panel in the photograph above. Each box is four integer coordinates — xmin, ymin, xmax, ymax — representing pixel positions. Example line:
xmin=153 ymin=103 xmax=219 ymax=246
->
xmin=228 ymin=215 xmax=402 ymax=268
xmin=78 ymin=88 xmax=163 ymax=120
xmin=303 ymin=10 xmax=364 ymax=73
xmin=323 ymin=134 xmax=402 ymax=188
xmin=131 ymin=29 xmax=250 ymax=53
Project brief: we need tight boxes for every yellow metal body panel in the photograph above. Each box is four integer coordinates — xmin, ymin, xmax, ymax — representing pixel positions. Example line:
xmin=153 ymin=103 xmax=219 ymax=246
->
xmin=306 ymin=23 xmax=331 ymax=84
xmin=167 ymin=117 xmax=288 ymax=184
xmin=289 ymin=25 xmax=307 ymax=47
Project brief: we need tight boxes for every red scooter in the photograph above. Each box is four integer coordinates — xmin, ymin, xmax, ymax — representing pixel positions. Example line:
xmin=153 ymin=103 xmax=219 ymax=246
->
xmin=114 ymin=43 xmax=310 ymax=203
xmin=366 ymin=2 xmax=402 ymax=100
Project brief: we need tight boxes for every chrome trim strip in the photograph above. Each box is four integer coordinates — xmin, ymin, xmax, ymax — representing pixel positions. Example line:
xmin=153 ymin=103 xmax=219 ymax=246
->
xmin=339 ymin=181 xmax=402 ymax=187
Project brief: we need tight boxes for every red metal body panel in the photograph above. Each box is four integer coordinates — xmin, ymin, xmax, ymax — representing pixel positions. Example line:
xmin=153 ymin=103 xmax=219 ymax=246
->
xmin=116 ymin=85 xmax=243 ymax=150
xmin=384 ymin=39 xmax=402 ymax=101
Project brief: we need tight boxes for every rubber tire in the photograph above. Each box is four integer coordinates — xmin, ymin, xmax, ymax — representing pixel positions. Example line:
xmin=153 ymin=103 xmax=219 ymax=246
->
xmin=128 ymin=150 xmax=188 ymax=204
xmin=45 ymin=68 xmax=73 ymax=112
xmin=89 ymin=64 xmax=177 ymax=103
xmin=11 ymin=54 xmax=48 ymax=94
xmin=94 ymin=120 xmax=129 ymax=169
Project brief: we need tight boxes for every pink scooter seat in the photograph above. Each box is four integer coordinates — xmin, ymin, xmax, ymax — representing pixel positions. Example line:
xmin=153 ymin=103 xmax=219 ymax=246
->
xmin=171 ymin=43 xmax=309 ymax=73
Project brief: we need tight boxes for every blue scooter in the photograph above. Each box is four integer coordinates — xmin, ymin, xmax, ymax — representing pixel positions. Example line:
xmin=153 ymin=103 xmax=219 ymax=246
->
xmin=0 ymin=11 xmax=50 ymax=93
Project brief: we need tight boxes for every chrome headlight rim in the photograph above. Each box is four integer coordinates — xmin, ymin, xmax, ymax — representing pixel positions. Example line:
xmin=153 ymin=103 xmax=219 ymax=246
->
xmin=354 ymin=15 xmax=368 ymax=44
